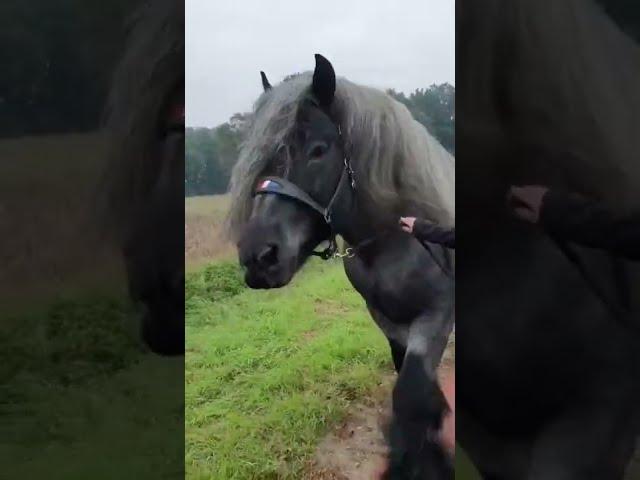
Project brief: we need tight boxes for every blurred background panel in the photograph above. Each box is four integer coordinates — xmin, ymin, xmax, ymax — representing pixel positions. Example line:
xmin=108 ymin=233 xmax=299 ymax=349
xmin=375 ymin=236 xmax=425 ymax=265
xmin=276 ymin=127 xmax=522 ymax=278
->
xmin=456 ymin=1 xmax=640 ymax=478
xmin=0 ymin=1 xmax=185 ymax=478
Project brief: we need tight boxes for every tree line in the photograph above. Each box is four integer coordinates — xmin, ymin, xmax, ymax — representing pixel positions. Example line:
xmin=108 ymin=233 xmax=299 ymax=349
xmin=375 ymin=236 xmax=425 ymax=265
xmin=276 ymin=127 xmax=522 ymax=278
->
xmin=186 ymin=83 xmax=455 ymax=196
xmin=1 ymin=0 xmax=138 ymax=136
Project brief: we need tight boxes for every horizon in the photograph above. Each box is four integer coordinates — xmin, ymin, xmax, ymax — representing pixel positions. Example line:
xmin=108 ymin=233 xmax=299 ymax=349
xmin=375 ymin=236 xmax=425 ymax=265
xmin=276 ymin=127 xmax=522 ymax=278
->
xmin=186 ymin=80 xmax=455 ymax=129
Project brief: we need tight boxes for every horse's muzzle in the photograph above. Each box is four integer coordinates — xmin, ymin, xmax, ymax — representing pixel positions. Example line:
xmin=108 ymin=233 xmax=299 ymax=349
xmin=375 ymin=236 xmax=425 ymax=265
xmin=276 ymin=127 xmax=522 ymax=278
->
xmin=239 ymin=241 xmax=297 ymax=289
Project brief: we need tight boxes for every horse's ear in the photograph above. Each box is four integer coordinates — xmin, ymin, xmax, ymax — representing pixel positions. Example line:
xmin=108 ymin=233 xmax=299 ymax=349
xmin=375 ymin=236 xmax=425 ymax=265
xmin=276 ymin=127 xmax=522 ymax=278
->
xmin=260 ymin=71 xmax=272 ymax=92
xmin=312 ymin=54 xmax=335 ymax=106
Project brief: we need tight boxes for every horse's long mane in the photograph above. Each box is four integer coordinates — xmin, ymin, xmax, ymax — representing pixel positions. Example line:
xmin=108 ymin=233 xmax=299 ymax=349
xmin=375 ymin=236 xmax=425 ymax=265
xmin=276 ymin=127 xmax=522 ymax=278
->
xmin=458 ymin=0 xmax=640 ymax=212
xmin=227 ymin=73 xmax=455 ymax=239
xmin=98 ymin=0 xmax=184 ymax=235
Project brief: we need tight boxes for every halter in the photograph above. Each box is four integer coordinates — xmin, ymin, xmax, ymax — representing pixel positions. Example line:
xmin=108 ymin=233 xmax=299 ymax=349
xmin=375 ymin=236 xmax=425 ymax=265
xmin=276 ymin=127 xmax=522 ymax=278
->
xmin=253 ymin=122 xmax=357 ymax=260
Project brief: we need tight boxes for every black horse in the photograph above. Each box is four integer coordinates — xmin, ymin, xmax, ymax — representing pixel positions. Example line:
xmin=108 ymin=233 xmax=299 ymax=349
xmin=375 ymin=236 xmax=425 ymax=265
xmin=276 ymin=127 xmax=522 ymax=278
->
xmin=228 ymin=55 xmax=455 ymax=478
xmin=100 ymin=0 xmax=185 ymax=356
xmin=456 ymin=0 xmax=640 ymax=478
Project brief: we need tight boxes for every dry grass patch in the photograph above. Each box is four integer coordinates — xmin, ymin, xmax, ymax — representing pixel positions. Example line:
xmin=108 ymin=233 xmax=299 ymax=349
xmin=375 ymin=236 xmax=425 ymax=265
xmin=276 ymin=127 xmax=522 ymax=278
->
xmin=0 ymin=133 xmax=126 ymax=312
xmin=185 ymin=194 xmax=234 ymax=268
xmin=313 ymin=299 xmax=353 ymax=317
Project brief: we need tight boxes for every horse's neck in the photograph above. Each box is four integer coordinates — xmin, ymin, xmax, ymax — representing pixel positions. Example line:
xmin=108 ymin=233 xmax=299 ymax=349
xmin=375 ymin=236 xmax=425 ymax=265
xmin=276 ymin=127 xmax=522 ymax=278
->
xmin=338 ymin=197 xmax=455 ymax=278
xmin=334 ymin=193 xmax=393 ymax=247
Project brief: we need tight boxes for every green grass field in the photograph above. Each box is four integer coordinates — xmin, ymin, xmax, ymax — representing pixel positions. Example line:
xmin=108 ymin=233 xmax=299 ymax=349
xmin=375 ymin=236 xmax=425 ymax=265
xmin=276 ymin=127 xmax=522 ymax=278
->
xmin=0 ymin=296 xmax=184 ymax=480
xmin=185 ymin=259 xmax=392 ymax=479
xmin=185 ymin=259 xmax=480 ymax=480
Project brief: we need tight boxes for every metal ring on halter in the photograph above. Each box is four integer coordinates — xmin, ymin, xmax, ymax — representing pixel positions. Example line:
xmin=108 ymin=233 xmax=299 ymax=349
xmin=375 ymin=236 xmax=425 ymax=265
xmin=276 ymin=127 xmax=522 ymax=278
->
xmin=333 ymin=247 xmax=355 ymax=259
xmin=313 ymin=237 xmax=338 ymax=260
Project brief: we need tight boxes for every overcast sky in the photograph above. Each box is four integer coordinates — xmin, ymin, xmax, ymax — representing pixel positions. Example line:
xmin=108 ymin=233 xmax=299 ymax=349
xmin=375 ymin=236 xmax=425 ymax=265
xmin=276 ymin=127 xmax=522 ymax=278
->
xmin=186 ymin=0 xmax=454 ymax=127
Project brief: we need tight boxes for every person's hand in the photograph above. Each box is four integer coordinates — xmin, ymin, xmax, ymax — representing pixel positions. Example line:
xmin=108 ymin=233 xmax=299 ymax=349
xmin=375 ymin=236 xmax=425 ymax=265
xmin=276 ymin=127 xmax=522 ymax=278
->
xmin=399 ymin=217 xmax=416 ymax=234
xmin=507 ymin=185 xmax=549 ymax=223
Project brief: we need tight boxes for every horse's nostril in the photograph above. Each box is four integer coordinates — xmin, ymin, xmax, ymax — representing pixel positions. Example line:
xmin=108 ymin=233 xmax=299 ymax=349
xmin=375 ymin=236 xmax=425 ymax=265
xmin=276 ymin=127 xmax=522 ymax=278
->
xmin=256 ymin=243 xmax=279 ymax=267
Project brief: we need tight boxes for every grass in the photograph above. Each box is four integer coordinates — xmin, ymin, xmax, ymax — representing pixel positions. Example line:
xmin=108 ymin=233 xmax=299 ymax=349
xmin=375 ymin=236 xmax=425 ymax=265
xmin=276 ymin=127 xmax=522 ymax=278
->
xmin=0 ymin=296 xmax=184 ymax=480
xmin=185 ymin=259 xmax=392 ymax=480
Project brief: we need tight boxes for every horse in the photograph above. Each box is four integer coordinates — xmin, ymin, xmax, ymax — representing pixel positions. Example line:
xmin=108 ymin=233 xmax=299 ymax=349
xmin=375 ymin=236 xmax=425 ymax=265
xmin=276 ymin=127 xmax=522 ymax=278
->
xmin=98 ymin=0 xmax=185 ymax=356
xmin=227 ymin=54 xmax=455 ymax=479
xmin=456 ymin=0 xmax=640 ymax=478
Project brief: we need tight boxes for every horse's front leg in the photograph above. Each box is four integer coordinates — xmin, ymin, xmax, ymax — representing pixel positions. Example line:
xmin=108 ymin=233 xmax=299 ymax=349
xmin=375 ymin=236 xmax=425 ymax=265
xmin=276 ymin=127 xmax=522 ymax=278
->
xmin=366 ymin=305 xmax=407 ymax=373
xmin=383 ymin=310 xmax=454 ymax=479
xmin=388 ymin=339 xmax=406 ymax=373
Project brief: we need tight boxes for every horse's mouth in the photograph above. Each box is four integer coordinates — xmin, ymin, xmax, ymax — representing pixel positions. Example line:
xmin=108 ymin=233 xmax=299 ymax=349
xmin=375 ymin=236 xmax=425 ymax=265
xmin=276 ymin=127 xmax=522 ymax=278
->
xmin=242 ymin=256 xmax=301 ymax=289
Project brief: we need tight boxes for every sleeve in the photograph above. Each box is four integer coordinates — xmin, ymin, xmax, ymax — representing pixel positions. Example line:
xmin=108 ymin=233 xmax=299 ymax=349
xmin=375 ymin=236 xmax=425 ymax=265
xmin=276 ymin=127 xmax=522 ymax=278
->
xmin=540 ymin=190 xmax=640 ymax=260
xmin=413 ymin=219 xmax=455 ymax=249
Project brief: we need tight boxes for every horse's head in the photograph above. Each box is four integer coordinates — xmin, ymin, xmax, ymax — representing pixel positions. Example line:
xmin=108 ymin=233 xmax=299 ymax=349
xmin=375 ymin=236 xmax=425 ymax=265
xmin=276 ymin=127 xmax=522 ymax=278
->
xmin=238 ymin=55 xmax=348 ymax=288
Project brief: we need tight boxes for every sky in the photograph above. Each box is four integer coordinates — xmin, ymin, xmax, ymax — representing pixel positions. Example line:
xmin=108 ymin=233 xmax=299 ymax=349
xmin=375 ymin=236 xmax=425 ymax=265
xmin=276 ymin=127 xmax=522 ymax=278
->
xmin=186 ymin=0 xmax=454 ymax=127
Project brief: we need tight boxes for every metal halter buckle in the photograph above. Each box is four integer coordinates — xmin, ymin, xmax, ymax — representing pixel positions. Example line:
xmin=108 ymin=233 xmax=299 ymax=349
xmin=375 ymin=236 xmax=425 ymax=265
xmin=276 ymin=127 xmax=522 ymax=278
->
xmin=315 ymin=238 xmax=338 ymax=260
xmin=333 ymin=247 xmax=355 ymax=259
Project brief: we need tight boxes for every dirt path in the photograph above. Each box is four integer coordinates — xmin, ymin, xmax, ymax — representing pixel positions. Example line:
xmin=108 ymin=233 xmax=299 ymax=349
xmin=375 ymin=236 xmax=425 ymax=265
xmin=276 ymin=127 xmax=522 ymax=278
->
xmin=305 ymin=337 xmax=455 ymax=480
xmin=306 ymin=378 xmax=392 ymax=480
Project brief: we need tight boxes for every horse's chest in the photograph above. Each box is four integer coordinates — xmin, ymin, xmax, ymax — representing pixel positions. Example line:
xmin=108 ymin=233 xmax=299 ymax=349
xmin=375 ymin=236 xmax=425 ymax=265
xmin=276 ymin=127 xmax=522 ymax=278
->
xmin=346 ymin=260 xmax=405 ymax=314
xmin=343 ymin=243 xmax=448 ymax=325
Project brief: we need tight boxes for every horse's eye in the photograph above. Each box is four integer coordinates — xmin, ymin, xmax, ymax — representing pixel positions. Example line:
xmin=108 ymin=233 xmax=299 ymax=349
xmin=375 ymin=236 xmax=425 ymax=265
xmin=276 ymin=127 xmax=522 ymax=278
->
xmin=307 ymin=142 xmax=328 ymax=159
xmin=267 ymin=156 xmax=286 ymax=176
xmin=275 ymin=162 xmax=286 ymax=176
